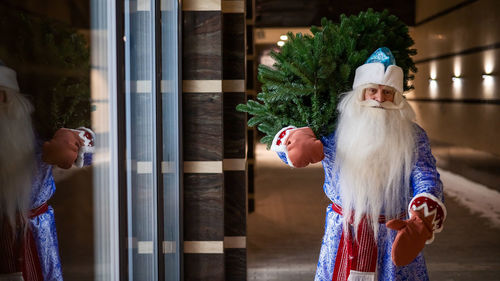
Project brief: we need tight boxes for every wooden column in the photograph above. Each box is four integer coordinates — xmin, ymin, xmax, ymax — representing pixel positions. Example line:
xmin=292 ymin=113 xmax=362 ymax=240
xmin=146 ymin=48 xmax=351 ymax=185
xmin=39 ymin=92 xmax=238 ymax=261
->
xmin=245 ymin=0 xmax=256 ymax=213
xmin=182 ymin=1 xmax=224 ymax=280
xmin=222 ymin=0 xmax=247 ymax=280
xmin=182 ymin=0 xmax=248 ymax=279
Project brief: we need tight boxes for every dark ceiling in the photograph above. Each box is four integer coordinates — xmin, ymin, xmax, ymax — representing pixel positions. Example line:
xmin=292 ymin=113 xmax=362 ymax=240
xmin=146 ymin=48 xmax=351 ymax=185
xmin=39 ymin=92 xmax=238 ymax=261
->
xmin=1 ymin=0 xmax=90 ymax=29
xmin=254 ymin=0 xmax=415 ymax=27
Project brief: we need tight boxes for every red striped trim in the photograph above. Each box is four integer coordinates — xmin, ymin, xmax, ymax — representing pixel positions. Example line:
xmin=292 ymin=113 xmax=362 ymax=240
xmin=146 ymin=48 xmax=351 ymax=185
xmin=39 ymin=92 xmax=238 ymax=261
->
xmin=21 ymin=230 xmax=43 ymax=281
xmin=332 ymin=230 xmax=350 ymax=281
xmin=350 ymin=218 xmax=377 ymax=272
xmin=330 ymin=203 xmax=396 ymax=281
xmin=0 ymin=221 xmax=17 ymax=273
xmin=0 ymin=202 xmax=48 ymax=279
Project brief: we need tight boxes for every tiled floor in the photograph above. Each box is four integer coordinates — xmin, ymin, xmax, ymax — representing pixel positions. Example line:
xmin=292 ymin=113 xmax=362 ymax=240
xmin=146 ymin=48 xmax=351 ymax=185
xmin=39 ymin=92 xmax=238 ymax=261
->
xmin=50 ymin=140 xmax=500 ymax=280
xmin=248 ymin=146 xmax=326 ymax=280
xmin=430 ymin=141 xmax=500 ymax=192
xmin=248 ymin=142 xmax=500 ymax=280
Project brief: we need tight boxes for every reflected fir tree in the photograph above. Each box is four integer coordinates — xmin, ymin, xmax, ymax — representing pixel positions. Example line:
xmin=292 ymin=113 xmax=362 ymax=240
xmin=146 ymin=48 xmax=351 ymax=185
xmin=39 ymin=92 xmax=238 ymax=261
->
xmin=0 ymin=7 xmax=90 ymax=139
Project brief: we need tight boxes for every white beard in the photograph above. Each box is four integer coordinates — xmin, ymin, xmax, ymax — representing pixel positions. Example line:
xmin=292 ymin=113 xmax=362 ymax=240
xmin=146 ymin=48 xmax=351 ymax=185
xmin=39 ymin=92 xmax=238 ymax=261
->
xmin=0 ymin=87 xmax=36 ymax=230
xmin=335 ymin=85 xmax=416 ymax=236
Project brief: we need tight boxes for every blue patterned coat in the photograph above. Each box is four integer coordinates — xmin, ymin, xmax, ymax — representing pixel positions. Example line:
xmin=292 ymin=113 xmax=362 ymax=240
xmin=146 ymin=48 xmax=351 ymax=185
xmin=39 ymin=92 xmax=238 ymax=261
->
xmin=276 ymin=124 xmax=444 ymax=281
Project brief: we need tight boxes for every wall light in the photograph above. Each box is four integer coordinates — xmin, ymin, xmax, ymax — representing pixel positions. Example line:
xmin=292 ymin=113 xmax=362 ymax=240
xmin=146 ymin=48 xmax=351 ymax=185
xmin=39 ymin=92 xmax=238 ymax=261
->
xmin=482 ymin=74 xmax=494 ymax=86
xmin=429 ymin=79 xmax=438 ymax=98
xmin=277 ymin=41 xmax=285 ymax=47
xmin=453 ymin=56 xmax=462 ymax=77
xmin=280 ymin=34 xmax=288 ymax=41
xmin=484 ymin=51 xmax=494 ymax=74
xmin=485 ymin=63 xmax=494 ymax=75
xmin=259 ymin=49 xmax=276 ymax=67
xmin=452 ymin=75 xmax=462 ymax=97
xmin=429 ymin=62 xmax=437 ymax=80
xmin=482 ymin=74 xmax=494 ymax=98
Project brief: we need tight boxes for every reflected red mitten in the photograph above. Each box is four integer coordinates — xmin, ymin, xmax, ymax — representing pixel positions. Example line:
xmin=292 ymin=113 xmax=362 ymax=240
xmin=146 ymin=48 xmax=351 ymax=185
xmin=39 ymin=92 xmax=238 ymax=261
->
xmin=42 ymin=128 xmax=83 ymax=169
xmin=386 ymin=210 xmax=434 ymax=266
xmin=285 ymin=127 xmax=324 ymax=168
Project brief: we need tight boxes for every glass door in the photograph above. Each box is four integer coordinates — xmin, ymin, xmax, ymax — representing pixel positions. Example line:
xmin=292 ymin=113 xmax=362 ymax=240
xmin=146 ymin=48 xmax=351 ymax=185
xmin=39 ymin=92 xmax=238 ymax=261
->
xmin=123 ymin=0 xmax=181 ymax=279
xmin=91 ymin=0 xmax=180 ymax=279
xmin=160 ymin=0 xmax=181 ymax=279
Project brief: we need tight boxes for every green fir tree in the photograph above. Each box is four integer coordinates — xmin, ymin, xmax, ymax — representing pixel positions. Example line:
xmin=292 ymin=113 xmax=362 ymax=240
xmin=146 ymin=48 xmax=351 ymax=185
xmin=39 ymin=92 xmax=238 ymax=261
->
xmin=0 ymin=9 xmax=90 ymax=139
xmin=237 ymin=9 xmax=417 ymax=148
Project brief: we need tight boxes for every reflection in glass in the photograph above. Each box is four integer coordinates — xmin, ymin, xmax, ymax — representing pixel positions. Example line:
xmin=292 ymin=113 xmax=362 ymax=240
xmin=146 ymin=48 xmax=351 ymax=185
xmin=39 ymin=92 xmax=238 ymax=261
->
xmin=124 ymin=0 xmax=158 ymax=279
xmin=161 ymin=0 xmax=181 ymax=279
xmin=91 ymin=0 xmax=120 ymax=280
xmin=123 ymin=0 xmax=180 ymax=280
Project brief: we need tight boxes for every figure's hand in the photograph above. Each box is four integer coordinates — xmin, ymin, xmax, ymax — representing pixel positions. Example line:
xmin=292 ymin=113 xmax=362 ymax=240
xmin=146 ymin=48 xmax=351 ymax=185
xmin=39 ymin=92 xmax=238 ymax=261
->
xmin=42 ymin=128 xmax=83 ymax=169
xmin=386 ymin=210 xmax=434 ymax=266
xmin=285 ymin=127 xmax=324 ymax=168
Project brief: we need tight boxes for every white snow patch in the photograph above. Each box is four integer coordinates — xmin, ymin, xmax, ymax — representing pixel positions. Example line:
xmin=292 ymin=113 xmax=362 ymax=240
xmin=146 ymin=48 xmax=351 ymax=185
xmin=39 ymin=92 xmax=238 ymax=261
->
xmin=439 ymin=168 xmax=500 ymax=227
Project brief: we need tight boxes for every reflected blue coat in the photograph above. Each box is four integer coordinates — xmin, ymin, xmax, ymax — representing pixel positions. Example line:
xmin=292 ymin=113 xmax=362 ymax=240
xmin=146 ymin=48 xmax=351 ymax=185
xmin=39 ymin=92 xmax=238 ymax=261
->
xmin=277 ymin=124 xmax=444 ymax=281
xmin=30 ymin=140 xmax=63 ymax=281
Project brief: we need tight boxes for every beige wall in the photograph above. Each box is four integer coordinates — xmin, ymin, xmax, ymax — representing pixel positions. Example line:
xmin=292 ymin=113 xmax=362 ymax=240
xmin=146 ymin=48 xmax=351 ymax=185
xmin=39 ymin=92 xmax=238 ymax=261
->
xmin=412 ymin=0 xmax=500 ymax=60
xmin=416 ymin=0 xmax=465 ymax=23
xmin=409 ymin=0 xmax=500 ymax=155
xmin=409 ymin=101 xmax=499 ymax=153
xmin=409 ymin=49 xmax=500 ymax=100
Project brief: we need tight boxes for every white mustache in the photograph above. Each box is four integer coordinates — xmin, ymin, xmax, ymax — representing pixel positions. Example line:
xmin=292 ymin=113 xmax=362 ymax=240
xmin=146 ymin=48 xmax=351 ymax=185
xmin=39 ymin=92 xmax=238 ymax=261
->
xmin=357 ymin=99 xmax=403 ymax=110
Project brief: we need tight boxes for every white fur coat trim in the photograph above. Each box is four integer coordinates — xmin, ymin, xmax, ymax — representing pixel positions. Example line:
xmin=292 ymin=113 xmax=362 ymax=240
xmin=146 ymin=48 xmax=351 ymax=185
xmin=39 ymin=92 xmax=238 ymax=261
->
xmin=270 ymin=126 xmax=297 ymax=167
xmin=347 ymin=270 xmax=376 ymax=281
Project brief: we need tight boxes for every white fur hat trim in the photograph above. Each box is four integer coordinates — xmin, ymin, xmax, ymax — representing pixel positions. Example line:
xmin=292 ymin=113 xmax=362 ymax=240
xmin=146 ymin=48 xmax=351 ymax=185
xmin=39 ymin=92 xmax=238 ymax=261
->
xmin=0 ymin=64 xmax=20 ymax=92
xmin=353 ymin=63 xmax=403 ymax=93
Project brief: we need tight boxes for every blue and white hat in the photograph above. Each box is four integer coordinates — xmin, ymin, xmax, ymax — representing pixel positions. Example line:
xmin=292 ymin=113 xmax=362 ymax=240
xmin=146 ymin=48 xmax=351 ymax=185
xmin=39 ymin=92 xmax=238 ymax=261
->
xmin=352 ymin=47 xmax=403 ymax=93
xmin=0 ymin=60 xmax=20 ymax=92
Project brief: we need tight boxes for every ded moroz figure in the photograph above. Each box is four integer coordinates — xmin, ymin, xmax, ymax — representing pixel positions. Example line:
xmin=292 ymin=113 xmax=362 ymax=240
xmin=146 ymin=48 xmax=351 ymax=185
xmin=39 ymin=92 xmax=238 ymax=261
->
xmin=271 ymin=48 xmax=446 ymax=281
xmin=0 ymin=61 xmax=94 ymax=281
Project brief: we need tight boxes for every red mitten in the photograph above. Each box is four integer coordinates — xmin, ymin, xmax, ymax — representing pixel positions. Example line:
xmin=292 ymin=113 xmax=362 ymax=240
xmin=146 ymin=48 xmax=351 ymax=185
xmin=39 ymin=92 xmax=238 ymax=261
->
xmin=285 ymin=127 xmax=324 ymax=168
xmin=386 ymin=210 xmax=434 ymax=266
xmin=42 ymin=128 xmax=83 ymax=169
